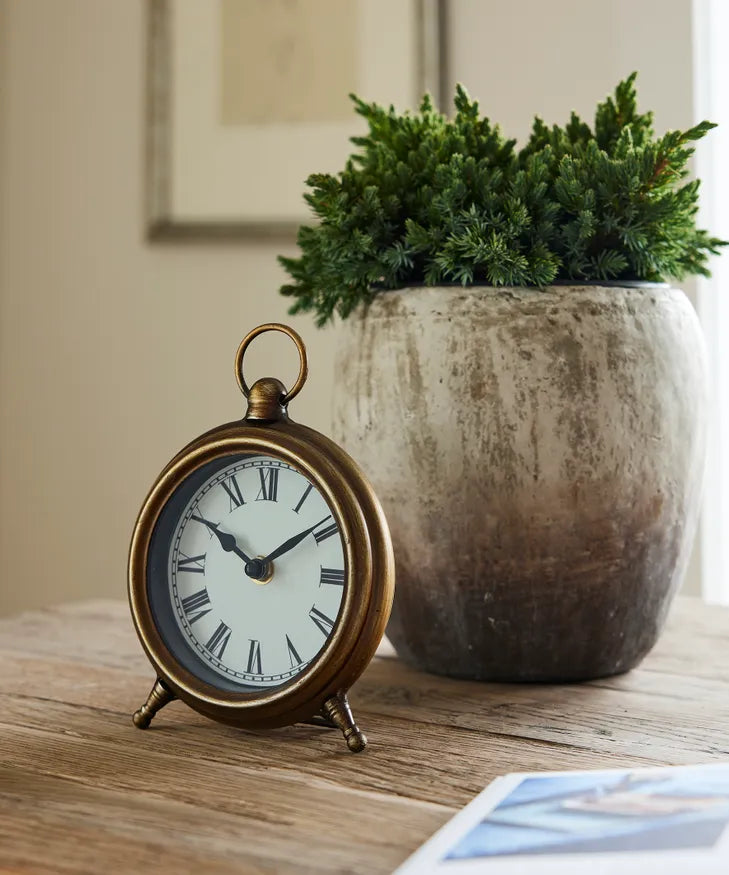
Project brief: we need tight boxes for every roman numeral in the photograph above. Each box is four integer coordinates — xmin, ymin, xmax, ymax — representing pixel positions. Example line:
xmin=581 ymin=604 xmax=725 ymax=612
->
xmin=285 ymin=634 xmax=302 ymax=668
xmin=205 ymin=622 xmax=231 ymax=660
xmin=320 ymin=567 xmax=345 ymax=587
xmin=313 ymin=517 xmax=339 ymax=544
xmin=177 ymin=552 xmax=206 ymax=574
xmin=220 ymin=474 xmax=245 ymax=510
xmin=309 ymin=606 xmax=336 ymax=637
xmin=293 ymin=483 xmax=313 ymax=514
xmin=180 ymin=588 xmax=211 ymax=624
xmin=246 ymin=639 xmax=262 ymax=674
xmin=256 ymin=467 xmax=279 ymax=502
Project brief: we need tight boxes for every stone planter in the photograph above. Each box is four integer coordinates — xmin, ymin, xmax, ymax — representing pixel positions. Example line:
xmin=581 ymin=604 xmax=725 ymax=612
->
xmin=332 ymin=284 xmax=708 ymax=682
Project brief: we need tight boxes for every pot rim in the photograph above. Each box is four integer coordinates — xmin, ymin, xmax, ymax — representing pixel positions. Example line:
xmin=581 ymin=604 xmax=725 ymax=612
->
xmin=371 ymin=279 xmax=670 ymax=292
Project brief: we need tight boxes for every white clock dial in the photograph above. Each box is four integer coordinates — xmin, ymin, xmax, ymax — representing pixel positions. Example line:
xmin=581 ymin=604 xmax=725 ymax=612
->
xmin=168 ymin=455 xmax=346 ymax=687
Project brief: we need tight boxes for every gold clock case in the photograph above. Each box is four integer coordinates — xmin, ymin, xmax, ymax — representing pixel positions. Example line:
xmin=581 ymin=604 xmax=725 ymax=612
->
xmin=128 ymin=399 xmax=395 ymax=751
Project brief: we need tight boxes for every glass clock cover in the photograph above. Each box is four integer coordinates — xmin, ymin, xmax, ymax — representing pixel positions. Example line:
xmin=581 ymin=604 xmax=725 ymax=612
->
xmin=147 ymin=453 xmax=346 ymax=693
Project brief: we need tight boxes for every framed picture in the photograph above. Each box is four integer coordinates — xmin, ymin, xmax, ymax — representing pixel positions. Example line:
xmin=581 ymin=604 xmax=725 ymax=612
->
xmin=146 ymin=0 xmax=446 ymax=240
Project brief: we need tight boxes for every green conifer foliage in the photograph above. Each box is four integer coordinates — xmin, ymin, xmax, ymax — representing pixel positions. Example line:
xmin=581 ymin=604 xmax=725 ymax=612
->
xmin=279 ymin=74 xmax=725 ymax=325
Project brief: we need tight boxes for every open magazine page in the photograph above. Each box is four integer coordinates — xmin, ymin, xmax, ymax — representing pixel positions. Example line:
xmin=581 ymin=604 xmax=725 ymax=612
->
xmin=395 ymin=764 xmax=729 ymax=875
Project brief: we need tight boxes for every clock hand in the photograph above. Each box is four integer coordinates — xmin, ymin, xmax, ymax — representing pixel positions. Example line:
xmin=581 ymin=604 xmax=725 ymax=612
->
xmin=191 ymin=514 xmax=253 ymax=564
xmin=262 ymin=516 xmax=332 ymax=564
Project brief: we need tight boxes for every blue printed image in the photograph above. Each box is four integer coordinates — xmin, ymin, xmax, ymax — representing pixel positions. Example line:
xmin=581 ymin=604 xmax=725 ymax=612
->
xmin=446 ymin=765 xmax=729 ymax=861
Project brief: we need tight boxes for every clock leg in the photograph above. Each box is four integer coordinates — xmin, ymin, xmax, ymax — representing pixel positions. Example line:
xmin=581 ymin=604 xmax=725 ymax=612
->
xmin=132 ymin=678 xmax=175 ymax=729
xmin=322 ymin=692 xmax=367 ymax=753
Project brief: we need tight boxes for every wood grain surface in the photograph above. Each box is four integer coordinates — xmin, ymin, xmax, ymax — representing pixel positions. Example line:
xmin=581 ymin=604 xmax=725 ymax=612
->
xmin=1 ymin=598 xmax=728 ymax=874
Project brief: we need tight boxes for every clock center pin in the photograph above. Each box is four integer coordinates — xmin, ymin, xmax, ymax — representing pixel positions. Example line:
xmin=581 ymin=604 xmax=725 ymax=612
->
xmin=245 ymin=556 xmax=274 ymax=585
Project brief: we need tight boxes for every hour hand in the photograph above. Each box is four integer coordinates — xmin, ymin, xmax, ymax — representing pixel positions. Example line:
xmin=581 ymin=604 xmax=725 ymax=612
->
xmin=191 ymin=514 xmax=253 ymax=564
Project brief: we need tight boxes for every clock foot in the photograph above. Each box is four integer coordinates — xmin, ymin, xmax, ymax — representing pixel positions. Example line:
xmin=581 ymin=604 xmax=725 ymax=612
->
xmin=322 ymin=692 xmax=367 ymax=753
xmin=132 ymin=678 xmax=175 ymax=729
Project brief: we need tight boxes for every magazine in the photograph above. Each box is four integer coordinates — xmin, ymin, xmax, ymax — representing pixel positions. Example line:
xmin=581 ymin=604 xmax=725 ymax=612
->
xmin=395 ymin=763 xmax=729 ymax=874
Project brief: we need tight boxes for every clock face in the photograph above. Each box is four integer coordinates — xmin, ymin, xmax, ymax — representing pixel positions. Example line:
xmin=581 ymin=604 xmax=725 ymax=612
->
xmin=149 ymin=454 xmax=346 ymax=691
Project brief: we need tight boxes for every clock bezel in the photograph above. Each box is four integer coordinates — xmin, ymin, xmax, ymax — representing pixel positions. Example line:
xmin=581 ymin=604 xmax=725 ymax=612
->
xmin=128 ymin=417 xmax=395 ymax=730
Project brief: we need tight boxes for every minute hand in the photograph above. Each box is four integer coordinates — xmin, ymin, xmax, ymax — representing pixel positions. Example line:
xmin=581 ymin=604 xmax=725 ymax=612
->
xmin=263 ymin=516 xmax=332 ymax=563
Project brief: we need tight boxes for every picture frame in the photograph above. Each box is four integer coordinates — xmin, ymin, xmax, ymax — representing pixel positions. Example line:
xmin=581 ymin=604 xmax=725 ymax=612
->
xmin=145 ymin=0 xmax=447 ymax=241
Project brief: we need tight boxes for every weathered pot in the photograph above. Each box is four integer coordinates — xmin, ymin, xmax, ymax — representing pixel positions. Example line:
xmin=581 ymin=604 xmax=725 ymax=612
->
xmin=332 ymin=284 xmax=707 ymax=681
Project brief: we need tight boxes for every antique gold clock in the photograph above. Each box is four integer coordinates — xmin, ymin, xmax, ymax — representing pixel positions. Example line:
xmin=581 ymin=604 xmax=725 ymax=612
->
xmin=128 ymin=323 xmax=394 ymax=752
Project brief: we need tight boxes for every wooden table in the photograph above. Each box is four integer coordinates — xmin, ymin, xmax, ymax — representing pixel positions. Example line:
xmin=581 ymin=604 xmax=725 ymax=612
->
xmin=1 ymin=598 xmax=728 ymax=873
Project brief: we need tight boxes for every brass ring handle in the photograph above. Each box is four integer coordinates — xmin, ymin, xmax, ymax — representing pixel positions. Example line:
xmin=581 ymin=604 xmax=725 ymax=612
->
xmin=235 ymin=323 xmax=308 ymax=403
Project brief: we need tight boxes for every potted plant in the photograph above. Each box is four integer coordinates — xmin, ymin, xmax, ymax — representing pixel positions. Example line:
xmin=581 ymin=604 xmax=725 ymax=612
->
xmin=279 ymin=74 xmax=725 ymax=682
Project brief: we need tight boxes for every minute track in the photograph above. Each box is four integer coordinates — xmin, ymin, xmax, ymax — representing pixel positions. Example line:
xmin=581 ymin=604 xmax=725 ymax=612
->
xmin=169 ymin=454 xmax=346 ymax=688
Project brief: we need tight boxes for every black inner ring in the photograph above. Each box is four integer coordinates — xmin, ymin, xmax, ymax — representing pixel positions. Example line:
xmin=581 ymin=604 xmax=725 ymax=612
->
xmin=147 ymin=453 xmax=271 ymax=693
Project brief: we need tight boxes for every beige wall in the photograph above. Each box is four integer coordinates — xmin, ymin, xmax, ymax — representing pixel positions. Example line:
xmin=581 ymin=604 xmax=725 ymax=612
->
xmin=0 ymin=0 xmax=701 ymax=616
xmin=0 ymin=0 xmax=320 ymax=616
xmin=448 ymin=0 xmax=695 ymax=140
